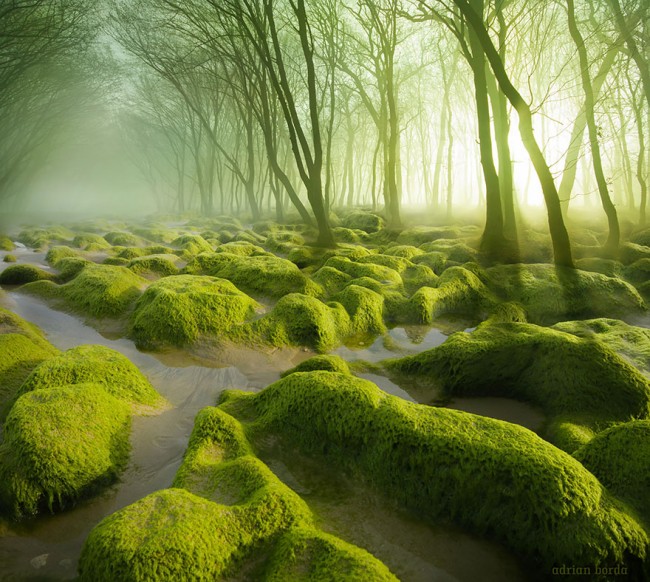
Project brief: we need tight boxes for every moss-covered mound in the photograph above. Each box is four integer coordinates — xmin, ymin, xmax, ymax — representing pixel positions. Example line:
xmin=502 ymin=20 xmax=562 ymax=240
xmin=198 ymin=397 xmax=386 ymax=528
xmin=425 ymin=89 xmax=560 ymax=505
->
xmin=3 ymin=254 xmax=16 ymax=263
xmin=553 ymin=318 xmax=650 ymax=374
xmin=396 ymin=226 xmax=463 ymax=246
xmin=385 ymin=321 xmax=650 ymax=451
xmin=0 ymin=308 xmax=59 ymax=410
xmin=408 ymin=266 xmax=494 ymax=324
xmin=46 ymin=245 xmax=82 ymax=266
xmin=281 ymin=354 xmax=351 ymax=377
xmin=0 ymin=235 xmax=14 ymax=251
xmin=333 ymin=284 xmax=386 ymax=336
xmin=260 ymin=293 xmax=350 ymax=352
xmin=484 ymin=264 xmax=645 ymax=324
xmin=0 ymin=384 xmax=131 ymax=518
xmin=22 ymin=263 xmax=147 ymax=318
xmin=184 ymin=252 xmax=321 ymax=299
xmin=17 ymin=345 xmax=163 ymax=410
xmin=574 ymin=420 xmax=650 ymax=523
xmin=320 ymin=256 xmax=403 ymax=287
xmin=18 ymin=227 xmax=73 ymax=249
xmin=171 ymin=234 xmax=213 ymax=255
xmin=127 ymin=254 xmax=179 ymax=277
xmin=0 ymin=264 xmax=55 ymax=285
xmin=218 ymin=372 xmax=648 ymax=573
xmin=341 ymin=211 xmax=385 ymax=233
xmin=54 ymin=256 xmax=93 ymax=281
xmin=72 ymin=233 xmax=112 ymax=250
xmin=103 ymin=231 xmax=141 ymax=247
xmin=130 ymin=275 xmax=260 ymax=349
xmin=79 ymin=405 xmax=397 ymax=581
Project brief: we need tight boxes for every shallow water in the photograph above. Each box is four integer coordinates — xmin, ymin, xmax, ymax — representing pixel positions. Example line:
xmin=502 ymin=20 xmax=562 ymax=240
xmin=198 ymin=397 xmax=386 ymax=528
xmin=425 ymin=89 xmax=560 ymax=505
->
xmin=0 ymin=288 xmax=534 ymax=581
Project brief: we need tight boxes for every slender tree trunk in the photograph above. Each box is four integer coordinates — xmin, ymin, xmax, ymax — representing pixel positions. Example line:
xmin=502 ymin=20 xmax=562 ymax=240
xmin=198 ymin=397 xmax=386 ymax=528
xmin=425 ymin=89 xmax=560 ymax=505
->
xmin=568 ymin=0 xmax=619 ymax=252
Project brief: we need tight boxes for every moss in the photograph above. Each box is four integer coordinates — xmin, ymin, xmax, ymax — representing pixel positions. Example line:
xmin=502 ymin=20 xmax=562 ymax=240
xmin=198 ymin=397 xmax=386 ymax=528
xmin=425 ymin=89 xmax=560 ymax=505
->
xmin=411 ymin=251 xmax=447 ymax=275
xmin=0 ymin=384 xmax=131 ymax=518
xmin=17 ymin=344 xmax=163 ymax=409
xmin=332 ymin=227 xmax=369 ymax=244
xmin=266 ymin=231 xmax=305 ymax=253
xmin=0 ymin=264 xmax=55 ymax=285
xmin=341 ymin=211 xmax=385 ymax=233
xmin=553 ymin=318 xmax=650 ymax=374
xmin=486 ymin=301 xmax=528 ymax=324
xmin=0 ymin=235 xmax=14 ymax=251
xmin=574 ymin=420 xmax=650 ymax=522
xmin=220 ymin=372 xmax=648 ymax=573
xmin=45 ymin=245 xmax=82 ymax=266
xmin=485 ymin=264 xmax=645 ymax=324
xmin=332 ymin=284 xmax=386 ymax=336
xmin=408 ymin=266 xmax=494 ymax=324
xmin=128 ymin=254 xmax=179 ymax=277
xmin=312 ymin=266 xmax=352 ymax=296
xmin=103 ymin=256 xmax=130 ymax=267
xmin=624 ymin=258 xmax=650 ymax=285
xmin=80 ymin=401 xmax=395 ymax=581
xmin=18 ymin=227 xmax=73 ymax=249
xmin=629 ymin=228 xmax=650 ymax=247
xmin=130 ymin=275 xmax=260 ymax=349
xmin=103 ymin=231 xmax=141 ymax=247
xmin=131 ymin=226 xmax=180 ymax=244
xmin=171 ymin=234 xmax=213 ymax=255
xmin=261 ymin=293 xmax=351 ymax=352
xmin=281 ymin=355 xmax=351 ymax=377
xmin=357 ymin=254 xmax=411 ymax=273
xmin=22 ymin=263 xmax=147 ymax=318
xmin=396 ymin=226 xmax=462 ymax=246
xmin=418 ymin=240 xmax=479 ymax=264
xmin=266 ymin=527 xmax=397 ymax=581
xmin=383 ymin=244 xmax=424 ymax=260
xmin=575 ymin=258 xmax=623 ymax=278
xmin=287 ymin=245 xmax=327 ymax=269
xmin=54 ymin=256 xmax=93 ymax=281
xmin=72 ymin=233 xmax=111 ymax=250
xmin=620 ymin=243 xmax=650 ymax=265
xmin=184 ymin=252 xmax=322 ymax=299
xmin=3 ymin=254 xmax=16 ymax=263
xmin=234 ymin=229 xmax=267 ymax=245
xmin=320 ymin=256 xmax=403 ymax=287
xmin=215 ymin=241 xmax=271 ymax=256
xmin=385 ymin=321 xmax=650 ymax=449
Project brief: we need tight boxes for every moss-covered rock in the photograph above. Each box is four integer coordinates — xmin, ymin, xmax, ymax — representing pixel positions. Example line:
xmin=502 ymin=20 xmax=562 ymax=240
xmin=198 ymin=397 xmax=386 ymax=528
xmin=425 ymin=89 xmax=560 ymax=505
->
xmin=171 ymin=234 xmax=213 ymax=255
xmin=396 ymin=226 xmax=462 ymax=246
xmin=218 ymin=372 xmax=648 ymax=573
xmin=408 ymin=266 xmax=494 ymax=324
xmin=333 ymin=284 xmax=386 ymax=336
xmin=0 ymin=384 xmax=131 ymax=518
xmin=54 ymin=257 xmax=93 ymax=281
xmin=311 ymin=265 xmax=352 ymax=296
xmin=341 ymin=211 xmax=385 ymax=233
xmin=103 ymin=231 xmax=141 ymax=247
xmin=281 ymin=355 xmax=352 ymax=377
xmin=23 ymin=263 xmax=147 ymax=318
xmin=3 ymin=254 xmax=16 ymax=263
xmin=484 ymin=264 xmax=645 ymax=324
xmin=624 ymin=258 xmax=650 ymax=286
xmin=575 ymin=257 xmax=623 ymax=278
xmin=320 ymin=256 xmax=403 ymax=287
xmin=411 ymin=251 xmax=447 ymax=275
xmin=265 ymin=231 xmax=305 ymax=253
xmin=214 ymin=241 xmax=271 ymax=257
xmin=18 ymin=227 xmax=73 ymax=249
xmin=258 ymin=293 xmax=350 ymax=352
xmin=130 ymin=275 xmax=260 ymax=349
xmin=620 ymin=242 xmax=650 ymax=265
xmin=0 ymin=235 xmax=14 ymax=251
xmin=574 ymin=420 xmax=650 ymax=522
xmin=383 ymin=244 xmax=424 ymax=260
xmin=0 ymin=264 xmax=55 ymax=285
xmin=127 ymin=254 xmax=179 ymax=277
xmin=385 ymin=321 xmax=650 ymax=451
xmin=17 ymin=345 xmax=163 ymax=410
xmin=80 ymin=402 xmax=396 ymax=581
xmin=72 ymin=233 xmax=111 ymax=250
xmin=184 ymin=252 xmax=321 ymax=299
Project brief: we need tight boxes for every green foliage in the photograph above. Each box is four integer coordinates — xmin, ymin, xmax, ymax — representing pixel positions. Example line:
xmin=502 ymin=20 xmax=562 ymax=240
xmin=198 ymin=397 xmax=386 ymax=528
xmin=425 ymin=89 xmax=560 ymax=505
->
xmin=0 ymin=264 xmax=55 ymax=285
xmin=574 ymin=421 xmax=650 ymax=522
xmin=485 ymin=264 xmax=645 ymax=324
xmin=385 ymin=321 xmax=650 ymax=450
xmin=223 ymin=371 xmax=648 ymax=573
xmin=0 ymin=384 xmax=131 ymax=518
xmin=185 ymin=252 xmax=321 ymax=299
xmin=128 ymin=254 xmax=179 ymax=277
xmin=281 ymin=355 xmax=352 ymax=377
xmin=23 ymin=263 xmax=148 ymax=318
xmin=18 ymin=344 xmax=163 ymax=410
xmin=130 ymin=275 xmax=260 ymax=349
xmin=3 ymin=254 xmax=16 ymax=263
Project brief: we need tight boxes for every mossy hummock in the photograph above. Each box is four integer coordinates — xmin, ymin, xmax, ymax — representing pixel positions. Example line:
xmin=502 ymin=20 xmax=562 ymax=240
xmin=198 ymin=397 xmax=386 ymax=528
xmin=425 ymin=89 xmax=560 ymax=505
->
xmin=79 ymin=404 xmax=397 ymax=581
xmin=0 ymin=384 xmax=131 ymax=518
xmin=184 ymin=252 xmax=321 ymax=299
xmin=218 ymin=372 xmax=649 ymax=573
xmin=127 ymin=254 xmax=180 ymax=278
xmin=130 ymin=275 xmax=260 ymax=349
xmin=281 ymin=354 xmax=352 ymax=377
xmin=384 ymin=321 xmax=650 ymax=452
xmin=0 ymin=264 xmax=55 ymax=285
xmin=17 ymin=344 xmax=164 ymax=410
xmin=22 ymin=263 xmax=148 ymax=318
xmin=46 ymin=245 xmax=82 ymax=266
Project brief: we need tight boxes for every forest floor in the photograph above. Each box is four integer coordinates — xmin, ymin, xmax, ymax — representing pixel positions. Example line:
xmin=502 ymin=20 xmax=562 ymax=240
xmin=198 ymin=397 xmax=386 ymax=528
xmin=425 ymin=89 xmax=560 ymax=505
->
xmin=1 ymin=210 xmax=650 ymax=581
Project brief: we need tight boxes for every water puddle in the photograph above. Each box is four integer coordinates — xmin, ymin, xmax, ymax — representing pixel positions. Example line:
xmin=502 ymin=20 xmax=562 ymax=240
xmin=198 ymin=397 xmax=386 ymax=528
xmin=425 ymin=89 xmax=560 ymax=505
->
xmin=446 ymin=397 xmax=545 ymax=433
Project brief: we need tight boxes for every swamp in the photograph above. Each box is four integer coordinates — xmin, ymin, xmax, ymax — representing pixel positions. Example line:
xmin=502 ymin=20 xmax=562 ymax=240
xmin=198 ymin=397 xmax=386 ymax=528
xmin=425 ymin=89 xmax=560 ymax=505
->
xmin=1 ymin=0 xmax=650 ymax=581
